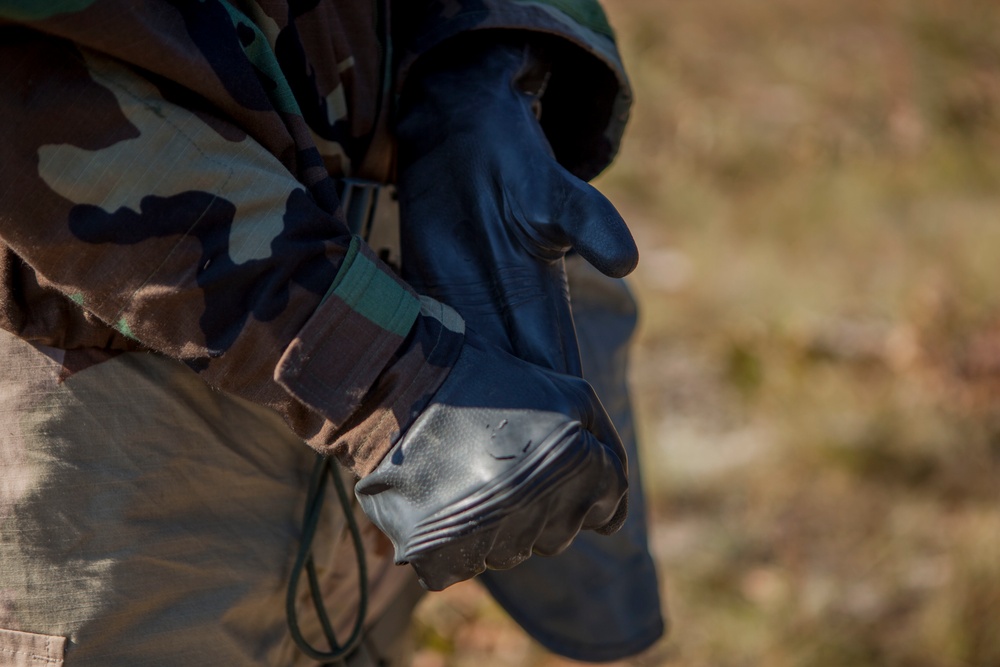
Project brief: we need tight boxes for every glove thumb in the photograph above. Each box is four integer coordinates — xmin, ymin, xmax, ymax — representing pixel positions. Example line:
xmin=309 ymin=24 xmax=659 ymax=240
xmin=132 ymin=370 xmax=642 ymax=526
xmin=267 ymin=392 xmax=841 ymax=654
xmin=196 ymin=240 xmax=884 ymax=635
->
xmin=549 ymin=169 xmax=639 ymax=279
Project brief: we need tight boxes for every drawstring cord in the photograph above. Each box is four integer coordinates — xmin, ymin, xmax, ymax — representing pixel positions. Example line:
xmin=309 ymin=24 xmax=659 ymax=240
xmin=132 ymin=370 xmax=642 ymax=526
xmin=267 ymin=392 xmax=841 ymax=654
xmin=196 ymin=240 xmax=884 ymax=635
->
xmin=284 ymin=0 xmax=395 ymax=653
xmin=286 ymin=455 xmax=369 ymax=666
xmin=291 ymin=168 xmax=389 ymax=663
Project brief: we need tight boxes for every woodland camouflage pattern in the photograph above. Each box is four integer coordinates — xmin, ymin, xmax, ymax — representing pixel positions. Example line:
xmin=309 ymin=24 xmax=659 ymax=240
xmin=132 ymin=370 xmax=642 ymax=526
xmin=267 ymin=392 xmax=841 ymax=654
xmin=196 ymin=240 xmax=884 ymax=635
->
xmin=0 ymin=0 xmax=631 ymax=475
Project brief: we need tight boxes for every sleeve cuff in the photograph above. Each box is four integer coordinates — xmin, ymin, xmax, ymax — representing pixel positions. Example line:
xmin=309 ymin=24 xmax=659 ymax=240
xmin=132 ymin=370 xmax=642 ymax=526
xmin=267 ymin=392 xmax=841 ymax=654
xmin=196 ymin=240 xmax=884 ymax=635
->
xmin=274 ymin=236 xmax=421 ymax=429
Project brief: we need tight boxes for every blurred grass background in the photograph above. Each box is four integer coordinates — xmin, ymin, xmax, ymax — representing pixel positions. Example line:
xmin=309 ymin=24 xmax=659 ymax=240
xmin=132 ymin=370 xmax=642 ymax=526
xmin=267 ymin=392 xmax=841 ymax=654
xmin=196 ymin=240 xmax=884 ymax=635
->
xmin=411 ymin=0 xmax=1000 ymax=665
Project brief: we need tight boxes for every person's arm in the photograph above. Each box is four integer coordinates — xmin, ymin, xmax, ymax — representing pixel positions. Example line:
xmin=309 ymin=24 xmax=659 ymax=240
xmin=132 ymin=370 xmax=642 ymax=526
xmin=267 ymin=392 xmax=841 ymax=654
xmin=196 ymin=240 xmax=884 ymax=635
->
xmin=0 ymin=5 xmax=450 ymax=474
xmin=0 ymin=5 xmax=630 ymax=589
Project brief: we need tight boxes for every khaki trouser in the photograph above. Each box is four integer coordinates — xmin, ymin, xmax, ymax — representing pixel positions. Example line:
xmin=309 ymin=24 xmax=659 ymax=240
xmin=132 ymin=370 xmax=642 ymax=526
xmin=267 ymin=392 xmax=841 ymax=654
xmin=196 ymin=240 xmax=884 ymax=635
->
xmin=0 ymin=331 xmax=419 ymax=666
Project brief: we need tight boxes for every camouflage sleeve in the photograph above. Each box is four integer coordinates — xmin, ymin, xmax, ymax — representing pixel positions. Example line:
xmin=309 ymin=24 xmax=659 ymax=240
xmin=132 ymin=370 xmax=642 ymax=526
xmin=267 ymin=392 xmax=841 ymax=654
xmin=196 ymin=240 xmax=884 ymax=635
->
xmin=0 ymin=3 xmax=457 ymax=475
xmin=393 ymin=0 xmax=632 ymax=181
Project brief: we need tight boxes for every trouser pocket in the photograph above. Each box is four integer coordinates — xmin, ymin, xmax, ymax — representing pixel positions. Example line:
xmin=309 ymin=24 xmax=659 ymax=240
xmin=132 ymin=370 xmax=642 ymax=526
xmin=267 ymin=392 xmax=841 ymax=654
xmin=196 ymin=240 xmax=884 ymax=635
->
xmin=0 ymin=628 xmax=66 ymax=666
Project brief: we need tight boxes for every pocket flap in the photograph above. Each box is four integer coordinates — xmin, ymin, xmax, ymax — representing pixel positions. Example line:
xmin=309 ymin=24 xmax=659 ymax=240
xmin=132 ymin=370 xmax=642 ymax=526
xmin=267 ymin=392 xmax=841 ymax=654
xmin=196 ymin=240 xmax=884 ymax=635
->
xmin=0 ymin=627 xmax=66 ymax=666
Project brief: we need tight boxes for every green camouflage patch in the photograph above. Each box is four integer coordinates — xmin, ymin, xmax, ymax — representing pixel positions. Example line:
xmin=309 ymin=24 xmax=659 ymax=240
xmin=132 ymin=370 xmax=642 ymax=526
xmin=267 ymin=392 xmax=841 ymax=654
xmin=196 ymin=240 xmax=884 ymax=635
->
xmin=326 ymin=237 xmax=420 ymax=337
xmin=218 ymin=0 xmax=301 ymax=116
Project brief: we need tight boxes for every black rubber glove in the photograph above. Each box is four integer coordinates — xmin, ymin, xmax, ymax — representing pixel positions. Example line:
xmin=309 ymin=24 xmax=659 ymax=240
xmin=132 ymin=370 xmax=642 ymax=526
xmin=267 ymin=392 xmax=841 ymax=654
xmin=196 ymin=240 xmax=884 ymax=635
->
xmin=355 ymin=299 xmax=627 ymax=591
xmin=395 ymin=35 xmax=638 ymax=375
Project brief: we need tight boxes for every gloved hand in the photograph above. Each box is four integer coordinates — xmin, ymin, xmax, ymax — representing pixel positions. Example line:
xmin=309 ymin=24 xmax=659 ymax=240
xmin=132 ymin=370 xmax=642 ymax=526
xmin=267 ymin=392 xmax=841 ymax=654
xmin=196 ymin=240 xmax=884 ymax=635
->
xmin=395 ymin=35 xmax=638 ymax=375
xmin=355 ymin=299 xmax=627 ymax=591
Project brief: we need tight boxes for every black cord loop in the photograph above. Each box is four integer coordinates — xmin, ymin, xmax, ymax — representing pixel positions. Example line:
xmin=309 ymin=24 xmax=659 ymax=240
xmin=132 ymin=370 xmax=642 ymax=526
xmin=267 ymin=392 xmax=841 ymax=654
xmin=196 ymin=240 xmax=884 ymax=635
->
xmin=286 ymin=455 xmax=369 ymax=665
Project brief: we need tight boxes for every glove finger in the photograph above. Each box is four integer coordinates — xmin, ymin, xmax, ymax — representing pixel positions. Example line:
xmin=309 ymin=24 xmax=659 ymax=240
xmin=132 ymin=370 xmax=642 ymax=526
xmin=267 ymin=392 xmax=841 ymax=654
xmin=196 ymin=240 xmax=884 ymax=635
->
xmin=484 ymin=501 xmax=551 ymax=569
xmin=561 ymin=374 xmax=628 ymax=464
xmin=408 ymin=535 xmax=490 ymax=591
xmin=532 ymin=499 xmax=589 ymax=557
xmin=576 ymin=429 xmax=630 ymax=534
xmin=535 ymin=428 xmax=629 ymax=556
xmin=590 ymin=488 xmax=629 ymax=536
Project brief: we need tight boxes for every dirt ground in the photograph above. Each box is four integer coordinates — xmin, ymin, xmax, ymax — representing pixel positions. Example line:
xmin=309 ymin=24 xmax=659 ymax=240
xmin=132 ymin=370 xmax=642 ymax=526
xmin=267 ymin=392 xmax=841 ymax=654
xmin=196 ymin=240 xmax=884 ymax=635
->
xmin=411 ymin=0 xmax=1000 ymax=665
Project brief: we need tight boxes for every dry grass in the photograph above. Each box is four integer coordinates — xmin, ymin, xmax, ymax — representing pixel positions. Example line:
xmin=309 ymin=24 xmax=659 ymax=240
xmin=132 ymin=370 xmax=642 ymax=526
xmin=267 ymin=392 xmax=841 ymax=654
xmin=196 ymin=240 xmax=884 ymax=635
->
xmin=412 ymin=0 xmax=1000 ymax=665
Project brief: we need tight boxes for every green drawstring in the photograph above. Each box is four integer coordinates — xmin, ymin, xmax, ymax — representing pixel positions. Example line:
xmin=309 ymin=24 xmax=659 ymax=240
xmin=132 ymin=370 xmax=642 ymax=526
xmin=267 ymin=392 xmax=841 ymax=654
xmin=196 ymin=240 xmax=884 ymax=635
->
xmin=286 ymin=455 xmax=369 ymax=666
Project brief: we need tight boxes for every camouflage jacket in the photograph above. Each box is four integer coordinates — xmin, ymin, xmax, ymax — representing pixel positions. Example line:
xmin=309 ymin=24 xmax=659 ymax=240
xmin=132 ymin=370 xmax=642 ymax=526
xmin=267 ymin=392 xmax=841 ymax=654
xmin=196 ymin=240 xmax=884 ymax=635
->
xmin=0 ymin=0 xmax=631 ymax=476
